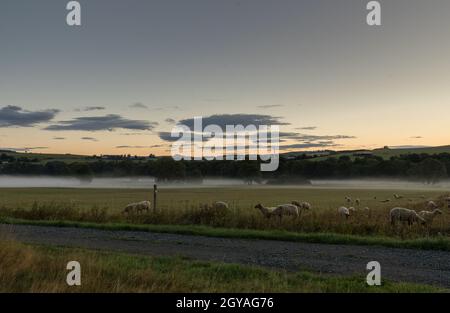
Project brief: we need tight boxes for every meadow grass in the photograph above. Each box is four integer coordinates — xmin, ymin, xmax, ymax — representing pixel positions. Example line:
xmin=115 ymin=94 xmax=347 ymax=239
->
xmin=0 ymin=187 xmax=445 ymax=213
xmin=3 ymin=217 xmax=450 ymax=251
xmin=0 ymin=239 xmax=444 ymax=293
xmin=0 ymin=187 xmax=449 ymax=242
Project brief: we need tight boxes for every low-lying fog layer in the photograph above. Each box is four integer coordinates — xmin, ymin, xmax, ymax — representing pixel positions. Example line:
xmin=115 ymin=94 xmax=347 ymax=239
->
xmin=0 ymin=176 xmax=244 ymax=188
xmin=0 ymin=176 xmax=449 ymax=190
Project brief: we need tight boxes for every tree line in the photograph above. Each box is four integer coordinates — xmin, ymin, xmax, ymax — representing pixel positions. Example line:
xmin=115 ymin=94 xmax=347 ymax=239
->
xmin=0 ymin=152 xmax=449 ymax=184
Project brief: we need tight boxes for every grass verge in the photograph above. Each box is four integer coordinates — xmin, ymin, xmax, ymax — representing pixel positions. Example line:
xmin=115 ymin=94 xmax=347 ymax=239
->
xmin=2 ymin=217 xmax=450 ymax=251
xmin=0 ymin=239 xmax=444 ymax=292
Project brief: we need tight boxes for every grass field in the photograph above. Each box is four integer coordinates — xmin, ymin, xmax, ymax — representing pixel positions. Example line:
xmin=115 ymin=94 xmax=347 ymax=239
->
xmin=1 ymin=186 xmax=449 ymax=293
xmin=0 ymin=239 xmax=444 ymax=293
xmin=0 ymin=186 xmax=445 ymax=213
xmin=0 ymin=187 xmax=448 ymax=241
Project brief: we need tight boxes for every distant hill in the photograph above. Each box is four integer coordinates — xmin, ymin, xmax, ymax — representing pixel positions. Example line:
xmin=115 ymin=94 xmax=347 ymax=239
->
xmin=0 ymin=151 xmax=156 ymax=163
xmin=372 ymin=145 xmax=450 ymax=159
xmin=282 ymin=145 xmax=450 ymax=161
xmin=0 ymin=151 xmax=92 ymax=163
xmin=3 ymin=144 xmax=450 ymax=164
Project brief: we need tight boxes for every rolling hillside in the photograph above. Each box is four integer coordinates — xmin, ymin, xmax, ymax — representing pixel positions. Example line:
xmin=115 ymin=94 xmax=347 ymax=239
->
xmin=283 ymin=145 xmax=450 ymax=161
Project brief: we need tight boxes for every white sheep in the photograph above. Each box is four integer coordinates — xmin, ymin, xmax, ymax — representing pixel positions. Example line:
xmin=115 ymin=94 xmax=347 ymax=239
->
xmin=123 ymin=200 xmax=151 ymax=214
xmin=418 ymin=209 xmax=443 ymax=225
xmin=355 ymin=198 xmax=360 ymax=206
xmin=212 ymin=201 xmax=229 ymax=211
xmin=301 ymin=201 xmax=312 ymax=210
xmin=345 ymin=196 xmax=352 ymax=203
xmin=200 ymin=201 xmax=230 ymax=215
xmin=291 ymin=201 xmax=311 ymax=211
xmin=363 ymin=207 xmax=370 ymax=213
xmin=272 ymin=204 xmax=300 ymax=220
xmin=393 ymin=194 xmax=403 ymax=199
xmin=338 ymin=206 xmax=350 ymax=219
xmin=255 ymin=203 xmax=276 ymax=218
xmin=426 ymin=201 xmax=438 ymax=210
xmin=390 ymin=207 xmax=426 ymax=226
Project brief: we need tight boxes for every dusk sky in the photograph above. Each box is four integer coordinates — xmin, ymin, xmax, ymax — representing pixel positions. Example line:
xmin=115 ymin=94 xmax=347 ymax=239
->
xmin=1 ymin=0 xmax=450 ymax=156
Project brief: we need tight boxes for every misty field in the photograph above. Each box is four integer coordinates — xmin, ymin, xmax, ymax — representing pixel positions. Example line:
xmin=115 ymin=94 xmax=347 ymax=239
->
xmin=0 ymin=186 xmax=449 ymax=240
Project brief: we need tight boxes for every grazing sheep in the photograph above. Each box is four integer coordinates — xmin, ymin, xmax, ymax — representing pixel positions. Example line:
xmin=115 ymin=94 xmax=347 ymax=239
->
xmin=301 ymin=201 xmax=312 ymax=210
xmin=123 ymin=200 xmax=151 ymax=214
xmin=393 ymin=194 xmax=403 ymax=199
xmin=212 ymin=201 xmax=229 ymax=211
xmin=255 ymin=203 xmax=276 ymax=218
xmin=426 ymin=201 xmax=438 ymax=210
xmin=272 ymin=204 xmax=300 ymax=220
xmin=363 ymin=207 xmax=370 ymax=213
xmin=200 ymin=201 xmax=230 ymax=216
xmin=338 ymin=206 xmax=350 ymax=219
xmin=291 ymin=201 xmax=311 ymax=211
xmin=419 ymin=209 xmax=443 ymax=225
xmin=390 ymin=207 xmax=426 ymax=226
xmin=345 ymin=196 xmax=352 ymax=203
xmin=123 ymin=204 xmax=135 ymax=214
xmin=355 ymin=198 xmax=360 ymax=206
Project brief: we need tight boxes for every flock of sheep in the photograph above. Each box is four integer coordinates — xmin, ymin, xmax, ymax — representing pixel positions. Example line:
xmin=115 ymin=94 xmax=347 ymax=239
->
xmin=122 ymin=195 xmax=447 ymax=227
xmin=339 ymin=196 xmax=444 ymax=227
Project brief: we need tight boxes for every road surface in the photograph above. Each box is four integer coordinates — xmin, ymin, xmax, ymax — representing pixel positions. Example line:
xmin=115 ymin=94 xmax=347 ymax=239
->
xmin=1 ymin=223 xmax=449 ymax=287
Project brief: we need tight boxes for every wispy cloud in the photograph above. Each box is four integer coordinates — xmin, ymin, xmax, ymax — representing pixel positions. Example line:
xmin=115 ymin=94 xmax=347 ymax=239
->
xmin=0 ymin=146 xmax=49 ymax=152
xmin=279 ymin=142 xmax=340 ymax=150
xmin=75 ymin=106 xmax=105 ymax=112
xmin=0 ymin=105 xmax=58 ymax=127
xmin=130 ymin=103 xmax=148 ymax=109
xmin=119 ymin=133 xmax=147 ymax=136
xmin=286 ymin=134 xmax=356 ymax=141
xmin=256 ymin=104 xmax=284 ymax=109
xmin=295 ymin=126 xmax=317 ymax=131
xmin=152 ymin=105 xmax=181 ymax=111
xmin=53 ymin=137 xmax=66 ymax=140
xmin=44 ymin=114 xmax=158 ymax=132
xmin=81 ymin=137 xmax=98 ymax=142
xmin=116 ymin=144 xmax=164 ymax=149
xmin=165 ymin=118 xmax=176 ymax=124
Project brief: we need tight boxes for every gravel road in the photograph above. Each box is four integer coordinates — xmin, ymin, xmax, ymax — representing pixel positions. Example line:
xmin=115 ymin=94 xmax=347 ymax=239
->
xmin=1 ymin=223 xmax=449 ymax=288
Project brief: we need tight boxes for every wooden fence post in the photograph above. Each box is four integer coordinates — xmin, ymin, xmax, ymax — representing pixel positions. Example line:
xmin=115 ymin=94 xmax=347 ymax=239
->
xmin=153 ymin=184 xmax=158 ymax=212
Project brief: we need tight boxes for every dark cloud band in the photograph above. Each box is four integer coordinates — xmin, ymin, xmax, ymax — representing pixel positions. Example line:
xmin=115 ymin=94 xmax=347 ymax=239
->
xmin=44 ymin=114 xmax=158 ymax=131
xmin=0 ymin=105 xmax=58 ymax=127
